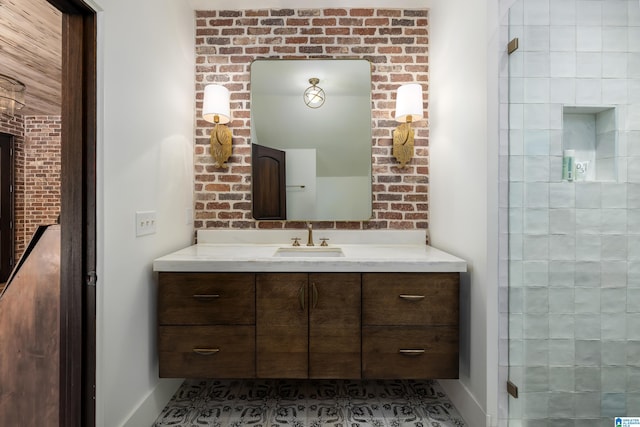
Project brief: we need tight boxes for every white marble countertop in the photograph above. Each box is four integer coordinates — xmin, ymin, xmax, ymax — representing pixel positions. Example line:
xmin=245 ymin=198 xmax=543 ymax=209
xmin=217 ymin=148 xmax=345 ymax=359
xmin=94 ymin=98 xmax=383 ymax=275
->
xmin=153 ymin=230 xmax=467 ymax=273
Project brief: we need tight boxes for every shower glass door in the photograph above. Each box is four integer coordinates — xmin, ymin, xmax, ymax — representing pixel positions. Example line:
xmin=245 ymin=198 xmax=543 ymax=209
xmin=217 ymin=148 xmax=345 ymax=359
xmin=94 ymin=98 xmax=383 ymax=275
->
xmin=506 ymin=0 xmax=640 ymax=425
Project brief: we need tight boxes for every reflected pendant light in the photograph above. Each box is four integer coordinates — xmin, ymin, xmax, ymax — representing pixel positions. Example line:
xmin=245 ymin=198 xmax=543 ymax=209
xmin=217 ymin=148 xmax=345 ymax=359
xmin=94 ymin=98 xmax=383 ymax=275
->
xmin=303 ymin=77 xmax=325 ymax=109
xmin=0 ymin=74 xmax=26 ymax=117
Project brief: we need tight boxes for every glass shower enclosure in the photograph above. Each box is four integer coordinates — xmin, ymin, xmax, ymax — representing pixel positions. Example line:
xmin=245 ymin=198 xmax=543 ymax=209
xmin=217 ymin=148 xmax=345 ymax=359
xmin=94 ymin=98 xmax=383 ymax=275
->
xmin=503 ymin=0 xmax=640 ymax=425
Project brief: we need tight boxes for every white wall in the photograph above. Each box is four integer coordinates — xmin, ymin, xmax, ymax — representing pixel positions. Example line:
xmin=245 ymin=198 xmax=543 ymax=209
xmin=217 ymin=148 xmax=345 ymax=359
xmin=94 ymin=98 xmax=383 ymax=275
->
xmin=93 ymin=0 xmax=196 ymax=425
xmin=428 ymin=0 xmax=500 ymax=426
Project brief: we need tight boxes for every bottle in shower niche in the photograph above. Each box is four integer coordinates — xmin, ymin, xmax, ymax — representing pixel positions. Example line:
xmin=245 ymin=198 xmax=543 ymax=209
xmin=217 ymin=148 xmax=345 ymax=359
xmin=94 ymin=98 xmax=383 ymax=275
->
xmin=562 ymin=150 xmax=575 ymax=181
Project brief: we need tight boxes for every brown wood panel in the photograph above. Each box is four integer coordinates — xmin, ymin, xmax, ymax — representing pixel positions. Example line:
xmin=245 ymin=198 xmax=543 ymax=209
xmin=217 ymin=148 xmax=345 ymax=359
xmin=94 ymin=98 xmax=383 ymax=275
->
xmin=0 ymin=225 xmax=60 ymax=427
xmin=362 ymin=326 xmax=459 ymax=379
xmin=159 ymin=325 xmax=255 ymax=378
xmin=158 ymin=272 xmax=255 ymax=325
xmin=251 ymin=143 xmax=286 ymax=220
xmin=256 ymin=273 xmax=308 ymax=378
xmin=309 ymin=273 xmax=361 ymax=379
xmin=58 ymin=5 xmax=98 ymax=426
xmin=362 ymin=273 xmax=459 ymax=326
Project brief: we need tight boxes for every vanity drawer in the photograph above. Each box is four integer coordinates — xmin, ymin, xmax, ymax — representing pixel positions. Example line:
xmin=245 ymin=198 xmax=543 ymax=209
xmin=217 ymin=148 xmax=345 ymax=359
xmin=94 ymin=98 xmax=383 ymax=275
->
xmin=362 ymin=273 xmax=459 ymax=326
xmin=362 ymin=326 xmax=459 ymax=379
xmin=159 ymin=325 xmax=255 ymax=378
xmin=158 ymin=272 xmax=255 ymax=325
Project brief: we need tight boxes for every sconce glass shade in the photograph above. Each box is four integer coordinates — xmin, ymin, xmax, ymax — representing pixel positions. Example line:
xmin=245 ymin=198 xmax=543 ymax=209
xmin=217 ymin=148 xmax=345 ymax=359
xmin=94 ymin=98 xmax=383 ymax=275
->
xmin=0 ymin=74 xmax=26 ymax=117
xmin=304 ymin=78 xmax=325 ymax=108
xmin=202 ymin=84 xmax=231 ymax=124
xmin=394 ymin=83 xmax=424 ymax=123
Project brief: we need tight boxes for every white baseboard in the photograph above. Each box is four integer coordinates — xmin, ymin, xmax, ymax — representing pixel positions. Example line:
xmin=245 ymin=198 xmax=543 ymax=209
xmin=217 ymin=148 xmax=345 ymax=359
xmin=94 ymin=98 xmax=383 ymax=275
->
xmin=438 ymin=379 xmax=491 ymax=427
xmin=121 ymin=378 xmax=183 ymax=427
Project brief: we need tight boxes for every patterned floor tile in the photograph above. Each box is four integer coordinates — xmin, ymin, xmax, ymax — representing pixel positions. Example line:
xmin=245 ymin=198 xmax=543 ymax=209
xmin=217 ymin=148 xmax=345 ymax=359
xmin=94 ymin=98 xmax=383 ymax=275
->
xmin=153 ymin=379 xmax=467 ymax=427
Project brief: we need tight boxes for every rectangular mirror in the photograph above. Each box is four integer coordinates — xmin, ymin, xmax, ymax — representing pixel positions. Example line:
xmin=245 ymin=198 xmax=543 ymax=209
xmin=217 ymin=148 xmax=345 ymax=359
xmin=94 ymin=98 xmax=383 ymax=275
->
xmin=250 ymin=59 xmax=373 ymax=221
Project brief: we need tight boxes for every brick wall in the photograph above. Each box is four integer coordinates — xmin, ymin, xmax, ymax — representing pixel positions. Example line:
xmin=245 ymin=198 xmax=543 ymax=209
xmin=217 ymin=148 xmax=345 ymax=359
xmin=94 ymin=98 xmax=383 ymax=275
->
xmin=21 ymin=116 xmax=61 ymax=254
xmin=195 ymin=8 xmax=429 ymax=232
xmin=0 ymin=114 xmax=61 ymax=259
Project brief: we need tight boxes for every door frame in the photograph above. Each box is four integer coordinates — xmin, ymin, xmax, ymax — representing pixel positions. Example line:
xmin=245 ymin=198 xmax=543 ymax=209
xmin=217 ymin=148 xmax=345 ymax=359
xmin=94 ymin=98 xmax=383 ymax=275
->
xmin=46 ymin=0 xmax=97 ymax=426
xmin=0 ymin=133 xmax=14 ymax=283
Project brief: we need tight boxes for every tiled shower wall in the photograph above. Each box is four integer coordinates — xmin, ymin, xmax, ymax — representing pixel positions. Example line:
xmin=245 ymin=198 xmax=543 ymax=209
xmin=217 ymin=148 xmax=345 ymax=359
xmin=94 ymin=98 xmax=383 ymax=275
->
xmin=194 ymin=8 xmax=429 ymax=231
xmin=0 ymin=114 xmax=61 ymax=258
xmin=500 ymin=0 xmax=640 ymax=425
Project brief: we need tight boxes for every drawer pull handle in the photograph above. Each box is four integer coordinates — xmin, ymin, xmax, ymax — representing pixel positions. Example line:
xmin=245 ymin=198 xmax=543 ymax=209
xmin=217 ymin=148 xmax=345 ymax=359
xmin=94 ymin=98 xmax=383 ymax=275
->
xmin=298 ymin=284 xmax=305 ymax=311
xmin=192 ymin=348 xmax=220 ymax=356
xmin=399 ymin=294 xmax=425 ymax=301
xmin=399 ymin=349 xmax=426 ymax=356
xmin=192 ymin=294 xmax=220 ymax=300
xmin=311 ymin=283 xmax=318 ymax=309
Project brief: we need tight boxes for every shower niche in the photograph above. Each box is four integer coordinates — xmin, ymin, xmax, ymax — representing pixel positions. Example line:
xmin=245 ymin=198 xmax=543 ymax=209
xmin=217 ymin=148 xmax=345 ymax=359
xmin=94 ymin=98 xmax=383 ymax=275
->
xmin=562 ymin=106 xmax=617 ymax=182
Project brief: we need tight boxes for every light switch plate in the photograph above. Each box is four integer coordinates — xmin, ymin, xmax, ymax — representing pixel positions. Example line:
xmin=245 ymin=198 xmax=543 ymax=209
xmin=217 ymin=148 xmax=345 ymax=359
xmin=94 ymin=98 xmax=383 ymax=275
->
xmin=136 ymin=211 xmax=156 ymax=236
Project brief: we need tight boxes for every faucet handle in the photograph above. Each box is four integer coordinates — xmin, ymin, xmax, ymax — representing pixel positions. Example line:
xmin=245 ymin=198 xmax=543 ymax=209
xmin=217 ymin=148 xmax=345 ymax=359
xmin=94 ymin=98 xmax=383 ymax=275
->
xmin=320 ymin=238 xmax=329 ymax=247
xmin=291 ymin=237 xmax=301 ymax=247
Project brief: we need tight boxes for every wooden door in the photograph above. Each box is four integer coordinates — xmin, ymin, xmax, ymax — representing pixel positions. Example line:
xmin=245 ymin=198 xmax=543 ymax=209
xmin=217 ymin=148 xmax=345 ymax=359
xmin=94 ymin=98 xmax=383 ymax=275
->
xmin=0 ymin=133 xmax=13 ymax=283
xmin=251 ymin=143 xmax=286 ymax=220
xmin=50 ymin=1 xmax=98 ymax=425
xmin=309 ymin=273 xmax=361 ymax=379
xmin=256 ymin=273 xmax=308 ymax=378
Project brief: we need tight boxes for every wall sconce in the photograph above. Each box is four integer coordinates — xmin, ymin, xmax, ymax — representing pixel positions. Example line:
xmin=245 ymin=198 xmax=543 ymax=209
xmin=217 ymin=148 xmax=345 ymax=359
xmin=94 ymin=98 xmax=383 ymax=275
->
xmin=0 ymin=74 xmax=26 ymax=117
xmin=202 ymin=84 xmax=232 ymax=168
xmin=303 ymin=77 xmax=325 ymax=109
xmin=393 ymin=83 xmax=424 ymax=168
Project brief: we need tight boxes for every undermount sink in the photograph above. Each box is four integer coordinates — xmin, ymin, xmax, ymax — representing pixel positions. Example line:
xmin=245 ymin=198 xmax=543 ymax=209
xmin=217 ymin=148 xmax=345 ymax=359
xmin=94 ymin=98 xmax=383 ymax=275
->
xmin=273 ymin=247 xmax=345 ymax=258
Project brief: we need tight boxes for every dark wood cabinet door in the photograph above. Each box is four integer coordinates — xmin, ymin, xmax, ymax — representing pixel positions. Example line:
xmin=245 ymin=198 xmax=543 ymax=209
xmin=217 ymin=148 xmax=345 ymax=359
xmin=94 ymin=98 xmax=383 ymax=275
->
xmin=252 ymin=143 xmax=286 ymax=220
xmin=309 ymin=273 xmax=361 ymax=379
xmin=362 ymin=326 xmax=459 ymax=379
xmin=363 ymin=272 xmax=459 ymax=326
xmin=158 ymin=272 xmax=255 ymax=325
xmin=159 ymin=325 xmax=255 ymax=378
xmin=256 ymin=273 xmax=308 ymax=378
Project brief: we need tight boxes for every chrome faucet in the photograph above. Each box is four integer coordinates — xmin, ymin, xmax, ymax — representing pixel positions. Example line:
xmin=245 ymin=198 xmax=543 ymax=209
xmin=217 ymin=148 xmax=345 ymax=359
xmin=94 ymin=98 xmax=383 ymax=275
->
xmin=307 ymin=223 xmax=314 ymax=246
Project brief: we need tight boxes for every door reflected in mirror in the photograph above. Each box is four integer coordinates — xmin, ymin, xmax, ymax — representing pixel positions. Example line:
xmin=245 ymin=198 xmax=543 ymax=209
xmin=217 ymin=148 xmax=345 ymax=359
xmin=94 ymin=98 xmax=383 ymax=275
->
xmin=250 ymin=59 xmax=373 ymax=221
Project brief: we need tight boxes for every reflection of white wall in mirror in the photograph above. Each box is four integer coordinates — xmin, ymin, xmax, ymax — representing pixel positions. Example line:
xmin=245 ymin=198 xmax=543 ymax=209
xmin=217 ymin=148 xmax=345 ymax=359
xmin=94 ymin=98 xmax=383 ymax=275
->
xmin=285 ymin=149 xmax=317 ymax=219
xmin=317 ymin=177 xmax=372 ymax=220
xmin=255 ymin=94 xmax=369 ymax=177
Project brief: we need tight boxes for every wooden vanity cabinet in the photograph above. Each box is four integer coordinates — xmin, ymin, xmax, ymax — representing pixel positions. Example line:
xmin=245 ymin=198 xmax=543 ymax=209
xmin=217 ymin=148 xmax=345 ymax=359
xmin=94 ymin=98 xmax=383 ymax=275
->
xmin=157 ymin=272 xmax=256 ymax=378
xmin=157 ymin=271 xmax=458 ymax=380
xmin=256 ymin=273 xmax=308 ymax=378
xmin=361 ymin=272 xmax=460 ymax=379
xmin=256 ymin=272 xmax=361 ymax=379
xmin=308 ymin=273 xmax=361 ymax=379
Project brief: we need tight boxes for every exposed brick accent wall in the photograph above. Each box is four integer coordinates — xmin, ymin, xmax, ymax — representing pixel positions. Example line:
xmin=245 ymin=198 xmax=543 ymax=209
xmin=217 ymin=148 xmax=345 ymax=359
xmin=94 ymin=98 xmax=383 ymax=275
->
xmin=0 ymin=115 xmax=61 ymax=259
xmin=194 ymin=8 xmax=429 ymax=232
xmin=21 ymin=116 xmax=61 ymax=255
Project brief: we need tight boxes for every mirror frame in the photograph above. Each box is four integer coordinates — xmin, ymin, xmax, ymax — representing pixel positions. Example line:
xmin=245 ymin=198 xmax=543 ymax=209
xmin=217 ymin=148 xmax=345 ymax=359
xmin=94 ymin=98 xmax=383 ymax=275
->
xmin=250 ymin=58 xmax=373 ymax=222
